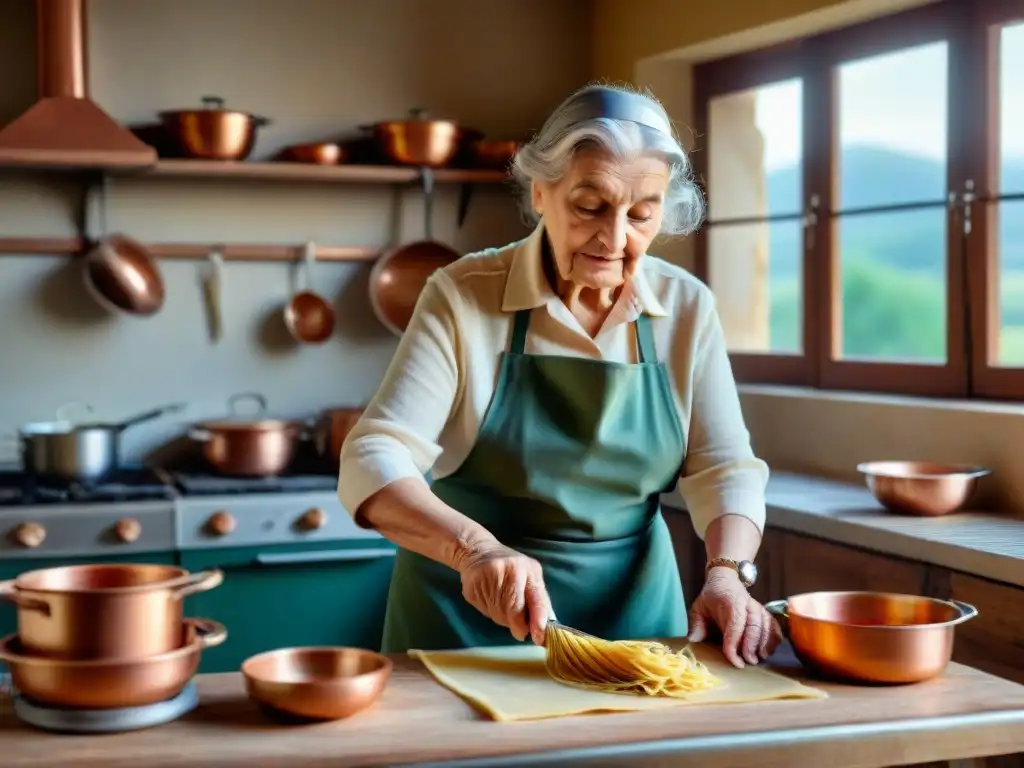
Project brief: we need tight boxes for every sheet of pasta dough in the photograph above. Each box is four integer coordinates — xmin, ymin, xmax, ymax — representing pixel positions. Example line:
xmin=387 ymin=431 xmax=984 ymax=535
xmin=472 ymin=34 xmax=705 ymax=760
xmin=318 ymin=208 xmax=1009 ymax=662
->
xmin=410 ymin=642 xmax=827 ymax=722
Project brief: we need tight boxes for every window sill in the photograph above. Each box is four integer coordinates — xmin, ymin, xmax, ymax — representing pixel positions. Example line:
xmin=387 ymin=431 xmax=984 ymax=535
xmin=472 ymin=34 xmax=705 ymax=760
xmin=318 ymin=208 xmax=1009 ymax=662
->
xmin=661 ymin=471 xmax=1024 ymax=588
xmin=737 ymin=384 xmax=1024 ymax=416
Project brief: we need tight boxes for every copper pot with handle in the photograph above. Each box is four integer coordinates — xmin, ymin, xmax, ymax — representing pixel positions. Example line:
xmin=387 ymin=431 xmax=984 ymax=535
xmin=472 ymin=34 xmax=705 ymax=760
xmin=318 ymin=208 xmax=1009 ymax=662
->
xmin=0 ymin=564 xmax=223 ymax=660
xmin=189 ymin=392 xmax=306 ymax=477
xmin=0 ymin=617 xmax=226 ymax=709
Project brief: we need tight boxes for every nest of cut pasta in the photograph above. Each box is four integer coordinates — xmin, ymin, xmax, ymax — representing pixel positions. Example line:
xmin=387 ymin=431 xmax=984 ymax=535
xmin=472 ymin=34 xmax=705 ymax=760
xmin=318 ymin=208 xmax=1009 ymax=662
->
xmin=544 ymin=622 xmax=723 ymax=698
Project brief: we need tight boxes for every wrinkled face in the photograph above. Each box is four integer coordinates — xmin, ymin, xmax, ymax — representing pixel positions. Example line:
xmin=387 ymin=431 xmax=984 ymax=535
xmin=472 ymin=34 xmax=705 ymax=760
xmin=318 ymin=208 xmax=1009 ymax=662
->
xmin=532 ymin=147 xmax=670 ymax=291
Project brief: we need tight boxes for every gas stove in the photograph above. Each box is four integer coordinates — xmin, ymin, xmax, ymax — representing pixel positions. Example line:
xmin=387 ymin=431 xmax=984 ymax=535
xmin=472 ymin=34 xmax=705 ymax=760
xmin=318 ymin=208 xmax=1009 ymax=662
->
xmin=0 ymin=466 xmax=173 ymax=506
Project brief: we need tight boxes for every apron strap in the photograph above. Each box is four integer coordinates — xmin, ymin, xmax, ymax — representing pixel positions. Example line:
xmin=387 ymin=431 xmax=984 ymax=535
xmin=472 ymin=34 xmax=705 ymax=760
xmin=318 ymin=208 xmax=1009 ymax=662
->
xmin=510 ymin=309 xmax=531 ymax=354
xmin=512 ymin=308 xmax=657 ymax=361
xmin=635 ymin=313 xmax=656 ymax=364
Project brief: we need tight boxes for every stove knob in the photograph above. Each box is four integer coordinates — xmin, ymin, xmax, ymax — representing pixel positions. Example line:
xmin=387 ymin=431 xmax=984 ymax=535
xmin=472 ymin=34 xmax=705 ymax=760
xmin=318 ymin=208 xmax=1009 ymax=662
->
xmin=207 ymin=511 xmax=236 ymax=537
xmin=114 ymin=518 xmax=142 ymax=543
xmin=12 ymin=522 xmax=46 ymax=549
xmin=299 ymin=507 xmax=328 ymax=531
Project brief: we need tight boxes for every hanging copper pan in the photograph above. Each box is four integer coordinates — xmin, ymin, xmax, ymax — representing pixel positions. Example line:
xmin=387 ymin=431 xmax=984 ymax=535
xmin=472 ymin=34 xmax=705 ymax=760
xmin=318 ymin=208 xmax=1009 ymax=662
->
xmin=369 ymin=172 xmax=460 ymax=335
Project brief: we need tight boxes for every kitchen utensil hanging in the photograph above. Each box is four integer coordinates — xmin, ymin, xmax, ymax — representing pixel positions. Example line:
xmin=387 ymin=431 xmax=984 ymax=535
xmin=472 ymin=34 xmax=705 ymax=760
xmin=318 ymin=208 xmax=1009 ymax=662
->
xmin=82 ymin=176 xmax=166 ymax=317
xmin=283 ymin=241 xmax=336 ymax=345
xmin=369 ymin=169 xmax=461 ymax=336
xmin=201 ymin=247 xmax=225 ymax=342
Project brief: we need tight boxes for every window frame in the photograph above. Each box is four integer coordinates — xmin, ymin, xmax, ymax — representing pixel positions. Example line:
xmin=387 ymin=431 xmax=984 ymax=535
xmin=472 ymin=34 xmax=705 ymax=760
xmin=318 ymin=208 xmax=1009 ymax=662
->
xmin=691 ymin=0 xmax=1024 ymax=400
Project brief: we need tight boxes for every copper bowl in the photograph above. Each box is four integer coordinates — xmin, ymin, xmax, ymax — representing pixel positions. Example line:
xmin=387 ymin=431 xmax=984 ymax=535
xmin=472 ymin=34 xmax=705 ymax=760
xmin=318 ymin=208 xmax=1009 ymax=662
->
xmin=242 ymin=646 xmax=392 ymax=721
xmin=857 ymin=461 xmax=990 ymax=517
xmin=278 ymin=142 xmax=344 ymax=165
xmin=472 ymin=139 xmax=521 ymax=170
xmin=83 ymin=235 xmax=166 ymax=316
xmin=373 ymin=109 xmax=461 ymax=167
xmin=766 ymin=592 xmax=978 ymax=685
xmin=0 ymin=617 xmax=226 ymax=709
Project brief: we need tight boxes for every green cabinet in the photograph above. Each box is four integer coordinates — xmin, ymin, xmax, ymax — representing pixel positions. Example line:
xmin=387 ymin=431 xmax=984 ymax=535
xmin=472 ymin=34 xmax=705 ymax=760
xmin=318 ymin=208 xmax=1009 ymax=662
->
xmin=180 ymin=540 xmax=396 ymax=674
xmin=0 ymin=552 xmax=177 ymax=640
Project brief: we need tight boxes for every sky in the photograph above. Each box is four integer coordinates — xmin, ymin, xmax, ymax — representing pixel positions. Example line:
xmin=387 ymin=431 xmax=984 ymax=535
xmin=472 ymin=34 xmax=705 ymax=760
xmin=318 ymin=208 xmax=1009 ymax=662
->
xmin=751 ymin=23 xmax=1024 ymax=172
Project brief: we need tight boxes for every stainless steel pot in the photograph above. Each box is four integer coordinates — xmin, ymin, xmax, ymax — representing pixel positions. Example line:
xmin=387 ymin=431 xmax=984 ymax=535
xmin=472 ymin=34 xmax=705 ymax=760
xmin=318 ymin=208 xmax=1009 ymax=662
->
xmin=20 ymin=402 xmax=186 ymax=483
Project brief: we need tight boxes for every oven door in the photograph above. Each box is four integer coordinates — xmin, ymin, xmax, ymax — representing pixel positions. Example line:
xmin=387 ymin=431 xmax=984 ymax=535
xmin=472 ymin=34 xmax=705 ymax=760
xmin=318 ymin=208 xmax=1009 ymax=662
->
xmin=180 ymin=540 xmax=396 ymax=674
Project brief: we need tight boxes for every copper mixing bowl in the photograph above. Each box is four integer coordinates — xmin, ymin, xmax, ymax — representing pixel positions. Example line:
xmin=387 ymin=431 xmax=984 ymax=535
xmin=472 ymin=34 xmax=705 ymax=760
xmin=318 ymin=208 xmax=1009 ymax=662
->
xmin=242 ymin=646 xmax=392 ymax=721
xmin=767 ymin=591 xmax=978 ymax=684
xmin=857 ymin=461 xmax=990 ymax=516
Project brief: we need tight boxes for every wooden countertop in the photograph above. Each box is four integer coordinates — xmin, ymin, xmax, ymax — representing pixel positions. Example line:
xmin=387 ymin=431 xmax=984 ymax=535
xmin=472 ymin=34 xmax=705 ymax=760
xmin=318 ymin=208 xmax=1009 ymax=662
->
xmin=4 ymin=646 xmax=1024 ymax=768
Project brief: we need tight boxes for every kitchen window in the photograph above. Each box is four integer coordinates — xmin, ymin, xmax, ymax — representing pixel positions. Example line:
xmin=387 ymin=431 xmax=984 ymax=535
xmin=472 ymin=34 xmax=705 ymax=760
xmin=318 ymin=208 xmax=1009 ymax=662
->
xmin=692 ymin=0 xmax=1024 ymax=399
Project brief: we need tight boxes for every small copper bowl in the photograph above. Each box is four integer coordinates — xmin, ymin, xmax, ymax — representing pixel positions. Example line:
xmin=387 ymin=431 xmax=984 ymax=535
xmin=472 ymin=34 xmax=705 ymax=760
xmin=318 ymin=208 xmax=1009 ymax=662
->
xmin=767 ymin=592 xmax=978 ymax=685
xmin=242 ymin=646 xmax=392 ymax=721
xmin=277 ymin=142 xmax=344 ymax=165
xmin=857 ymin=461 xmax=990 ymax=517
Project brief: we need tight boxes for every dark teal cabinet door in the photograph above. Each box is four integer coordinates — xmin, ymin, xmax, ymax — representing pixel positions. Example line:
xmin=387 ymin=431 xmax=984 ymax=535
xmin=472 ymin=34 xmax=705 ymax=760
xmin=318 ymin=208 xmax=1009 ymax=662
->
xmin=180 ymin=541 xmax=396 ymax=674
xmin=0 ymin=552 xmax=177 ymax=641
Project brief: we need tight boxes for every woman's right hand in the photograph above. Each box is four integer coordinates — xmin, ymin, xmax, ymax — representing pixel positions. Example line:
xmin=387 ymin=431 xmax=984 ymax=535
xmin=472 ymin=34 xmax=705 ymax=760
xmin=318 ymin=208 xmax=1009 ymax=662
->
xmin=457 ymin=542 xmax=552 ymax=646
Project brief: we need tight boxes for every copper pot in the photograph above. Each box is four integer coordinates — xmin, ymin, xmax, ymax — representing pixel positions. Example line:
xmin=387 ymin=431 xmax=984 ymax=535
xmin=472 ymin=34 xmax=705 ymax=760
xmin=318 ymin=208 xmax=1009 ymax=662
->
xmin=857 ymin=461 xmax=991 ymax=517
xmin=373 ymin=109 xmax=461 ymax=167
xmin=766 ymin=591 xmax=979 ymax=684
xmin=314 ymin=407 xmax=365 ymax=465
xmin=189 ymin=392 xmax=305 ymax=477
xmin=0 ymin=617 xmax=226 ymax=709
xmin=159 ymin=96 xmax=270 ymax=161
xmin=0 ymin=564 xmax=223 ymax=660
xmin=278 ymin=142 xmax=344 ymax=165
xmin=242 ymin=646 xmax=392 ymax=721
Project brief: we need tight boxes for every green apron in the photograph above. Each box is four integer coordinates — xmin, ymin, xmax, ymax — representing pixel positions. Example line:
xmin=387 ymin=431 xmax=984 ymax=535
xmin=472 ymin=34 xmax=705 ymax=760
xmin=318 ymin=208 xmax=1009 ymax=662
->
xmin=381 ymin=305 xmax=688 ymax=652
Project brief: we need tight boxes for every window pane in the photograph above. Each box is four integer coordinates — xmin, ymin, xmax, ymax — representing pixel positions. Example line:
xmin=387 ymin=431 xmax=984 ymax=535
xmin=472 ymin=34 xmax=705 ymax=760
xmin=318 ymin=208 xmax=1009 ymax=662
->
xmin=1000 ymin=22 xmax=1024 ymax=194
xmin=837 ymin=208 xmax=947 ymax=362
xmin=837 ymin=42 xmax=948 ymax=209
xmin=707 ymin=79 xmax=802 ymax=220
xmin=998 ymin=201 xmax=1024 ymax=366
xmin=707 ymin=220 xmax=802 ymax=353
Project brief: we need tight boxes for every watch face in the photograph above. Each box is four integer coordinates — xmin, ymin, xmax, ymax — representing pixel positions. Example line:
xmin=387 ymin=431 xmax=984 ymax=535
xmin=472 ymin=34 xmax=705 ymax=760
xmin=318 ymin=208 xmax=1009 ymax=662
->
xmin=738 ymin=560 xmax=758 ymax=586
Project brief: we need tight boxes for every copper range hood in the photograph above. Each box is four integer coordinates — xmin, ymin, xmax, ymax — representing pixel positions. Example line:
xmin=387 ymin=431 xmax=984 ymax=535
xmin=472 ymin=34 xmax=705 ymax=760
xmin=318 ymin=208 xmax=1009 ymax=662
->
xmin=0 ymin=0 xmax=156 ymax=169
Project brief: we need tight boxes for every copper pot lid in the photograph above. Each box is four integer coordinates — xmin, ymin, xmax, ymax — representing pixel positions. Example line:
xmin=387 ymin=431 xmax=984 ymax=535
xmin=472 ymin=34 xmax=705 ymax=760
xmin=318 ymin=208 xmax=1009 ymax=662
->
xmin=159 ymin=96 xmax=270 ymax=126
xmin=196 ymin=392 xmax=299 ymax=431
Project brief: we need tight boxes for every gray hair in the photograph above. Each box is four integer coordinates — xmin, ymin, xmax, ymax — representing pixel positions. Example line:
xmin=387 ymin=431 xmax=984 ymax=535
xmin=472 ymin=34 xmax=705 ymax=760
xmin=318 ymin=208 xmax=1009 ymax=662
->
xmin=511 ymin=84 xmax=705 ymax=237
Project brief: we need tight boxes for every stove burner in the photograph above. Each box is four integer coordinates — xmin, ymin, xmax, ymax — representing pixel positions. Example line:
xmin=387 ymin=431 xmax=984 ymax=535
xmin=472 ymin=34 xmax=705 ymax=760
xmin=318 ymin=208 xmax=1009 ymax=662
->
xmin=170 ymin=450 xmax=337 ymax=496
xmin=10 ymin=680 xmax=199 ymax=734
xmin=0 ymin=467 xmax=174 ymax=506
xmin=174 ymin=472 xmax=337 ymax=496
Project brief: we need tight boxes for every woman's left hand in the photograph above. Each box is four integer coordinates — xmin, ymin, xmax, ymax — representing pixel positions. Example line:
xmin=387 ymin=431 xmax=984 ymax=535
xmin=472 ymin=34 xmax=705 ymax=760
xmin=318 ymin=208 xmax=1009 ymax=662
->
xmin=686 ymin=568 xmax=782 ymax=668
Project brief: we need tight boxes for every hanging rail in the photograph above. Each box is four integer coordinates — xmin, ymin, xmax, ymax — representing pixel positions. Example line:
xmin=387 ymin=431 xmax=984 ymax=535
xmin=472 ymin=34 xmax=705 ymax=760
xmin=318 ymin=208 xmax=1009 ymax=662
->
xmin=0 ymin=237 xmax=380 ymax=262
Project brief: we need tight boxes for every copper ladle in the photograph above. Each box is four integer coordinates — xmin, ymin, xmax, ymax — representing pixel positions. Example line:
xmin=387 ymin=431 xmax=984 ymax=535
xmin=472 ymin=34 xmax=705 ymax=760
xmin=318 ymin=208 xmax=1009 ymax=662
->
xmin=284 ymin=241 xmax=336 ymax=344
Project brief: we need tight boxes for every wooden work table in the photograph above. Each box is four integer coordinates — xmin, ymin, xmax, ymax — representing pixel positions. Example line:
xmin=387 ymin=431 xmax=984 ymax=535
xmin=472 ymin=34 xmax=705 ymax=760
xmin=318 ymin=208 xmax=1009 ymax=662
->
xmin=3 ymin=646 xmax=1024 ymax=768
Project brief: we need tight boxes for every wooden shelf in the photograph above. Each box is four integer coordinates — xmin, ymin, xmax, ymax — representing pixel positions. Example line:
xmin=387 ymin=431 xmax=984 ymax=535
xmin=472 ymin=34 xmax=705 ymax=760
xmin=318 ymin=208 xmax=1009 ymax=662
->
xmin=140 ymin=160 xmax=509 ymax=184
xmin=0 ymin=237 xmax=380 ymax=262
xmin=0 ymin=157 xmax=511 ymax=185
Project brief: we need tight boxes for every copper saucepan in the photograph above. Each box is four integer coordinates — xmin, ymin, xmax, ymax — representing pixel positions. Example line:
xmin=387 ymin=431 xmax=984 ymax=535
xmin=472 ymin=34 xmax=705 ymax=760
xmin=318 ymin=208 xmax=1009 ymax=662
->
xmin=0 ymin=563 xmax=223 ymax=660
xmin=369 ymin=170 xmax=460 ymax=335
xmin=766 ymin=591 xmax=979 ymax=684
xmin=0 ymin=617 xmax=226 ymax=709
xmin=189 ymin=392 xmax=306 ymax=477
xmin=242 ymin=646 xmax=392 ymax=721
xmin=83 ymin=175 xmax=165 ymax=317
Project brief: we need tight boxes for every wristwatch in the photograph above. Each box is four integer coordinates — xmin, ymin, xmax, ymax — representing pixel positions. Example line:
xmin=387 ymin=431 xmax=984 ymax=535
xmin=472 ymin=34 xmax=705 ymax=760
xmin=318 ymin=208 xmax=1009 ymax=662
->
xmin=705 ymin=557 xmax=758 ymax=588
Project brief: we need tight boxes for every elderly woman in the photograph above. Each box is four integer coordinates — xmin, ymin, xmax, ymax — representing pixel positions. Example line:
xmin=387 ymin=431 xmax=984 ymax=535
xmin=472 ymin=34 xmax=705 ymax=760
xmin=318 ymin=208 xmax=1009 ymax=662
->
xmin=339 ymin=84 xmax=780 ymax=668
